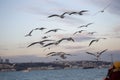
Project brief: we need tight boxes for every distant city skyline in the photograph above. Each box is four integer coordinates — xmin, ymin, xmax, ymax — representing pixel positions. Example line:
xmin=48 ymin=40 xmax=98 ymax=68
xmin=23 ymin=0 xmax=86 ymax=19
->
xmin=0 ymin=0 xmax=120 ymax=62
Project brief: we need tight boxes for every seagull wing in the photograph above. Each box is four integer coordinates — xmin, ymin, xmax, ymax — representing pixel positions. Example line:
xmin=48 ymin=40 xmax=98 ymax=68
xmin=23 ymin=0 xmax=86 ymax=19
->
xmin=47 ymin=52 xmax=56 ymax=56
xmin=86 ymin=23 xmax=93 ymax=27
xmin=78 ymin=25 xmax=86 ymax=28
xmin=69 ymin=12 xmax=78 ymax=15
xmin=89 ymin=40 xmax=98 ymax=46
xmin=98 ymin=49 xmax=108 ymax=56
xmin=73 ymin=31 xmax=78 ymax=35
xmin=61 ymin=12 xmax=69 ymax=16
xmin=40 ymin=39 xmax=55 ymax=43
xmin=25 ymin=30 xmax=33 ymax=37
xmin=27 ymin=42 xmax=39 ymax=47
xmin=40 ymin=27 xmax=46 ymax=30
xmin=60 ymin=54 xmax=66 ymax=59
xmin=45 ymin=30 xmax=53 ymax=34
xmin=43 ymin=42 xmax=56 ymax=47
xmin=56 ymin=38 xmax=64 ymax=44
xmin=69 ymin=37 xmax=75 ymax=42
xmin=79 ymin=10 xmax=88 ymax=15
xmin=48 ymin=14 xmax=60 ymax=18
xmin=86 ymin=52 xmax=96 ymax=57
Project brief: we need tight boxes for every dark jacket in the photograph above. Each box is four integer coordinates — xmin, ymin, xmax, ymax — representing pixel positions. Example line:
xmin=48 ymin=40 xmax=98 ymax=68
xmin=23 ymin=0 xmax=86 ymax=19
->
xmin=105 ymin=67 xmax=120 ymax=80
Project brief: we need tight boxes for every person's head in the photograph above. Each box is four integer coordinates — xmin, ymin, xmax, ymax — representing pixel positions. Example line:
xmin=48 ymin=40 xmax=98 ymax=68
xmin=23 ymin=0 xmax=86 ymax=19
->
xmin=113 ymin=61 xmax=120 ymax=69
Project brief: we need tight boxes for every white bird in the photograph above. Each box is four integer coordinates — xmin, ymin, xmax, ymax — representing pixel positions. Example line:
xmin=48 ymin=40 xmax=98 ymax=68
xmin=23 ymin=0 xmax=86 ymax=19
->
xmin=69 ymin=10 xmax=88 ymax=15
xmin=43 ymin=42 xmax=58 ymax=47
xmin=56 ymin=37 xmax=75 ymax=45
xmin=48 ymin=12 xmax=69 ymax=19
xmin=25 ymin=30 xmax=34 ymax=37
xmin=34 ymin=27 xmax=46 ymax=30
xmin=42 ymin=36 xmax=50 ymax=39
xmin=78 ymin=10 xmax=88 ymax=15
xmin=45 ymin=29 xmax=64 ymax=34
xmin=93 ymin=1 xmax=112 ymax=16
xmin=88 ymin=32 xmax=96 ymax=35
xmin=78 ymin=23 xmax=93 ymax=28
xmin=86 ymin=49 xmax=108 ymax=61
xmin=89 ymin=38 xmax=106 ymax=46
xmin=27 ymin=40 xmax=54 ymax=47
xmin=73 ymin=30 xmax=85 ymax=35
xmin=89 ymin=39 xmax=99 ymax=46
xmin=47 ymin=52 xmax=72 ymax=59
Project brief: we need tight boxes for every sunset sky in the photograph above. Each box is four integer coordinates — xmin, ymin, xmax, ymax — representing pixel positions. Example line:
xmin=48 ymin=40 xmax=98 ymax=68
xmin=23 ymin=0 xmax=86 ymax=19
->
xmin=0 ymin=0 xmax=120 ymax=62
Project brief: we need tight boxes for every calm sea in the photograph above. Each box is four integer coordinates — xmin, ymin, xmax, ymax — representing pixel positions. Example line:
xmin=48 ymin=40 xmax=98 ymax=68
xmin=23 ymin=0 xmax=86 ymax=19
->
xmin=0 ymin=68 xmax=108 ymax=80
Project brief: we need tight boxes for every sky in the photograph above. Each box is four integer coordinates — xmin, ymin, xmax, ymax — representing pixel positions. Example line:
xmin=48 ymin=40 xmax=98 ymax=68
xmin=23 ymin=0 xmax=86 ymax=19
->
xmin=0 ymin=0 xmax=120 ymax=63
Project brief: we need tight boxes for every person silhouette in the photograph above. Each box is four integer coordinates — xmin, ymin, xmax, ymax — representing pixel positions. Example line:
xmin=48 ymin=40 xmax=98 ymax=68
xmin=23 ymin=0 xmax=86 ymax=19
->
xmin=104 ymin=61 xmax=120 ymax=80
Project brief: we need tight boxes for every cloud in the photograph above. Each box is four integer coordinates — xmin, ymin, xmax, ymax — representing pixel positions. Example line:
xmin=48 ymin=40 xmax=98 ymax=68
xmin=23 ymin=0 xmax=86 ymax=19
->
xmin=0 ymin=45 xmax=8 ymax=51
xmin=113 ymin=25 xmax=120 ymax=32
xmin=64 ymin=45 xmax=86 ymax=50
xmin=73 ymin=35 xmax=95 ymax=42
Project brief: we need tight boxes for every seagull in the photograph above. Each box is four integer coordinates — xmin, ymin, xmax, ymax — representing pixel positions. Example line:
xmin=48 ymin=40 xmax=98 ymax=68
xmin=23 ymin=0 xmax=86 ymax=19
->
xmin=97 ymin=49 xmax=108 ymax=57
xmin=78 ymin=10 xmax=88 ymax=15
xmin=27 ymin=40 xmax=54 ymax=48
xmin=69 ymin=10 xmax=88 ymax=15
xmin=56 ymin=37 xmax=75 ymax=45
xmin=25 ymin=30 xmax=34 ymax=37
xmin=89 ymin=39 xmax=99 ymax=46
xmin=42 ymin=36 xmax=50 ymax=39
xmin=46 ymin=52 xmax=56 ymax=56
xmin=78 ymin=23 xmax=93 ymax=28
xmin=43 ymin=42 xmax=58 ymax=47
xmin=89 ymin=38 xmax=106 ymax=46
xmin=27 ymin=41 xmax=44 ymax=48
xmin=48 ymin=12 xmax=69 ymax=19
xmin=47 ymin=52 xmax=72 ymax=59
xmin=86 ymin=52 xmax=96 ymax=57
xmin=34 ymin=27 xmax=46 ymax=30
xmin=73 ymin=30 xmax=85 ymax=35
xmin=86 ymin=49 xmax=108 ymax=61
xmin=45 ymin=29 xmax=64 ymax=34
xmin=93 ymin=1 xmax=112 ymax=15
xmin=69 ymin=11 xmax=78 ymax=15
xmin=88 ymin=32 xmax=96 ymax=35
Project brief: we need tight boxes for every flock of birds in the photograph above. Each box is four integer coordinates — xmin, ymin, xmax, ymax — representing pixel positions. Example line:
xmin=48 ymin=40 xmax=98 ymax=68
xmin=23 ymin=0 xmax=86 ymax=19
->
xmin=25 ymin=1 xmax=112 ymax=61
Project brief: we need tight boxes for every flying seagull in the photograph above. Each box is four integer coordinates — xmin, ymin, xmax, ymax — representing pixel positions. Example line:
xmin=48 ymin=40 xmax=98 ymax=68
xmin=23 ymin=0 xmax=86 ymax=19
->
xmin=46 ymin=52 xmax=56 ymax=56
xmin=43 ymin=42 xmax=58 ymax=47
xmin=69 ymin=10 xmax=88 ymax=15
xmin=45 ymin=29 xmax=64 ymax=34
xmin=47 ymin=52 xmax=72 ymax=59
xmin=88 ymin=32 xmax=96 ymax=35
xmin=42 ymin=36 xmax=50 ymax=39
xmin=69 ymin=11 xmax=78 ymax=15
xmin=97 ymin=49 xmax=108 ymax=57
xmin=78 ymin=10 xmax=88 ymax=15
xmin=78 ymin=23 xmax=93 ymax=28
xmin=56 ymin=37 xmax=75 ymax=45
xmin=86 ymin=49 xmax=108 ymax=61
xmin=27 ymin=41 xmax=44 ymax=48
xmin=25 ymin=30 xmax=34 ymax=37
xmin=89 ymin=38 xmax=106 ymax=46
xmin=73 ymin=30 xmax=85 ymax=35
xmin=27 ymin=40 xmax=54 ymax=48
xmin=34 ymin=27 xmax=46 ymax=30
xmin=93 ymin=1 xmax=112 ymax=15
xmin=48 ymin=12 xmax=69 ymax=19
xmin=89 ymin=39 xmax=99 ymax=46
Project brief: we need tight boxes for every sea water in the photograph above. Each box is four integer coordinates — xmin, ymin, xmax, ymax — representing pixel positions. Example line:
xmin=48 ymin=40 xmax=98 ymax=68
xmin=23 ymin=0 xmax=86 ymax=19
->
xmin=0 ymin=68 xmax=108 ymax=80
